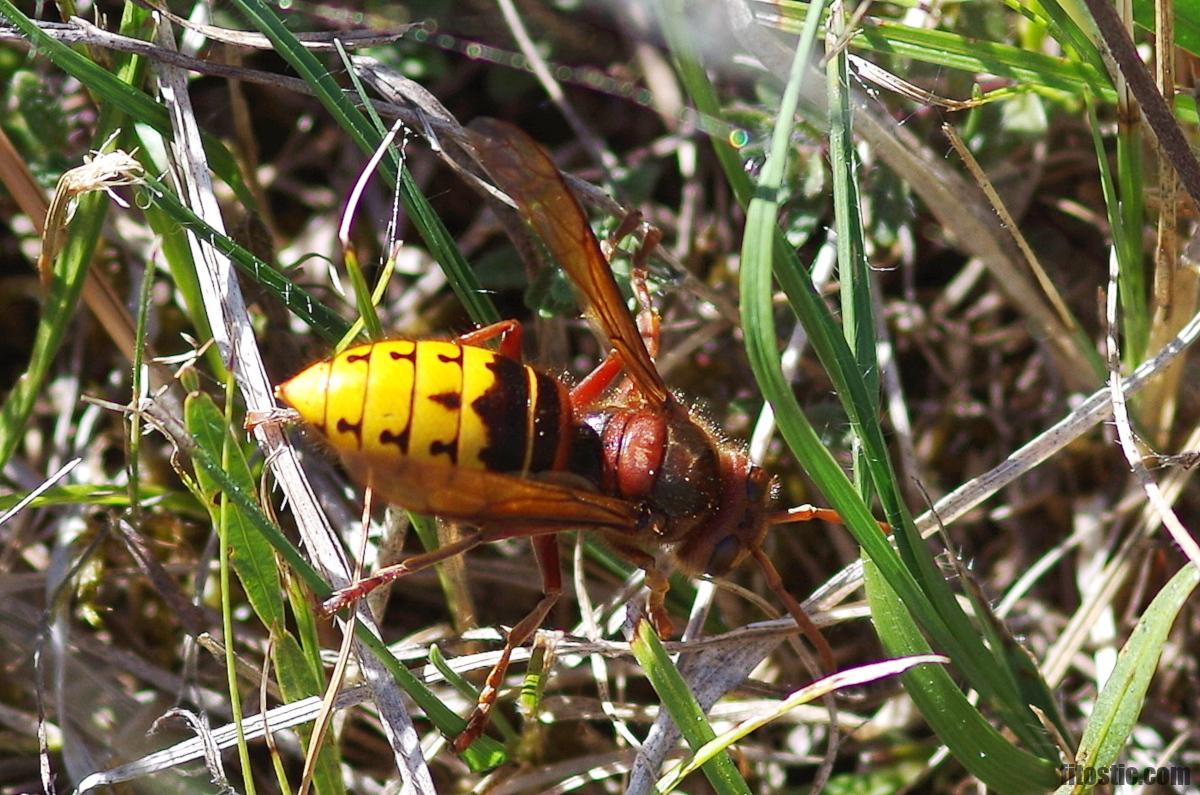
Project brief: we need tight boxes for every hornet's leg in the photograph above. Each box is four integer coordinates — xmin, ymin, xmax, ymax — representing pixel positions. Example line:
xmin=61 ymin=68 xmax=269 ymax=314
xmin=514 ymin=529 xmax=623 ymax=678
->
xmin=570 ymin=351 xmax=626 ymax=407
xmin=452 ymin=533 xmax=562 ymax=751
xmin=601 ymin=210 xmax=663 ymax=358
xmin=320 ymin=531 xmax=486 ymax=615
xmin=456 ymin=319 xmax=524 ymax=360
xmin=767 ymin=504 xmax=892 ymax=534
xmin=609 ymin=541 xmax=674 ymax=638
xmin=628 ymin=225 xmax=663 ymax=359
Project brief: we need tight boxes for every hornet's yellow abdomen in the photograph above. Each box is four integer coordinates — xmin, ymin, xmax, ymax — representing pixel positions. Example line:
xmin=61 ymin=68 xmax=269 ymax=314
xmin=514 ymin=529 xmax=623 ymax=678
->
xmin=276 ymin=340 xmax=576 ymax=518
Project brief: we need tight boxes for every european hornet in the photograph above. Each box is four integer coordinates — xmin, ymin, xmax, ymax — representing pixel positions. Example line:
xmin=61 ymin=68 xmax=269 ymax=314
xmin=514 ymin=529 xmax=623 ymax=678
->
xmin=276 ymin=118 xmax=848 ymax=750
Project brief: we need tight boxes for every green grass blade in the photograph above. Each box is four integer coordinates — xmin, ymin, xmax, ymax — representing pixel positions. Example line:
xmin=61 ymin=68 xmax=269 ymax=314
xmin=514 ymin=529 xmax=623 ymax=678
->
xmin=827 ymin=3 xmax=878 ymax=502
xmin=0 ymin=16 xmax=151 ymax=464
xmin=852 ymin=22 xmax=1114 ymax=100
xmin=427 ymin=645 xmax=517 ymax=743
xmin=140 ymin=173 xmax=351 ymax=343
xmin=273 ymin=632 xmax=346 ymax=795
xmin=1027 ymin=0 xmax=1112 ymax=89
xmin=0 ymin=172 xmax=115 ymax=469
xmin=343 ymin=245 xmax=385 ymax=341
xmin=230 ymin=0 xmax=499 ymax=327
xmin=664 ymin=0 xmax=1060 ymax=773
xmin=0 ymin=0 xmax=255 ymax=207
xmin=216 ymin=377 xmax=259 ymax=795
xmin=1085 ymin=99 xmax=1149 ymax=364
xmin=865 ymin=560 xmax=1061 ymax=793
xmin=0 ymin=484 xmax=202 ymax=515
xmin=1074 ymin=563 xmax=1200 ymax=776
xmin=629 ymin=619 xmax=751 ymax=795
xmin=186 ymin=392 xmax=285 ymax=628
xmin=122 ymin=2 xmax=155 ymax=528
xmin=656 ymin=654 xmax=947 ymax=793
xmin=133 ymin=127 xmax=225 ymax=377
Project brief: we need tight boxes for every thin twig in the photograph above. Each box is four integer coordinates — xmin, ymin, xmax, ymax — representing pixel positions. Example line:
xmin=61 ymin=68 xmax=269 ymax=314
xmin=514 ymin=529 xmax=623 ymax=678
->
xmin=943 ymin=123 xmax=1082 ymax=338
xmin=1081 ymin=0 xmax=1200 ymax=211
xmin=1104 ymin=226 xmax=1200 ymax=568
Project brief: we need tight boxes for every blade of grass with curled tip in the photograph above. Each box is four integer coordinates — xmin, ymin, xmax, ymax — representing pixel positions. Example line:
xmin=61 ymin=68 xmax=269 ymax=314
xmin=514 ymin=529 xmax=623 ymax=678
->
xmin=629 ymin=618 xmax=751 ymax=795
xmin=229 ymin=0 xmax=500 ymax=327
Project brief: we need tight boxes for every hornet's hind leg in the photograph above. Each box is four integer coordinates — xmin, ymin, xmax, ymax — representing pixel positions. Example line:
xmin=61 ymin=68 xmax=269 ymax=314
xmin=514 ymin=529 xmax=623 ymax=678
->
xmin=453 ymin=532 xmax=562 ymax=751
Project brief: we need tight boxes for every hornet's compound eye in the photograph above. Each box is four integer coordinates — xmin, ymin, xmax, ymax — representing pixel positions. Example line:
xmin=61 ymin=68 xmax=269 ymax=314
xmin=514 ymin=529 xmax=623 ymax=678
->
xmin=746 ymin=465 xmax=770 ymax=506
xmin=706 ymin=535 xmax=742 ymax=577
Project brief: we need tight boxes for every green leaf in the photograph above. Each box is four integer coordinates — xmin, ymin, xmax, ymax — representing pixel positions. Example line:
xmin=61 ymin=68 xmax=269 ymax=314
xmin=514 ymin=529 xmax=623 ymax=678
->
xmin=865 ymin=560 xmax=1060 ymax=794
xmin=186 ymin=392 xmax=285 ymax=629
xmin=629 ymin=619 xmax=751 ymax=795
xmin=1075 ymin=563 xmax=1200 ymax=776
xmin=273 ymin=632 xmax=346 ymax=795
xmin=1133 ymin=0 xmax=1200 ymax=57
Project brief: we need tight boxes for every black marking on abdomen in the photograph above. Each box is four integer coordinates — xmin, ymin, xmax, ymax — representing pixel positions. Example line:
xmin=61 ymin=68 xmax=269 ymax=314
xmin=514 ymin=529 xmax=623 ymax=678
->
xmin=337 ymin=417 xmax=364 ymax=446
xmin=380 ymin=427 xmax=411 ymax=455
xmin=377 ymin=344 xmax=417 ymax=455
xmin=473 ymin=357 xmax=529 ymax=472
xmin=426 ymin=343 xmax=464 ymax=466
xmin=347 ymin=351 xmax=371 ymax=364
xmin=530 ymin=371 xmax=564 ymax=472
xmin=430 ymin=438 xmax=458 ymax=464
xmin=429 ymin=391 xmax=462 ymax=410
